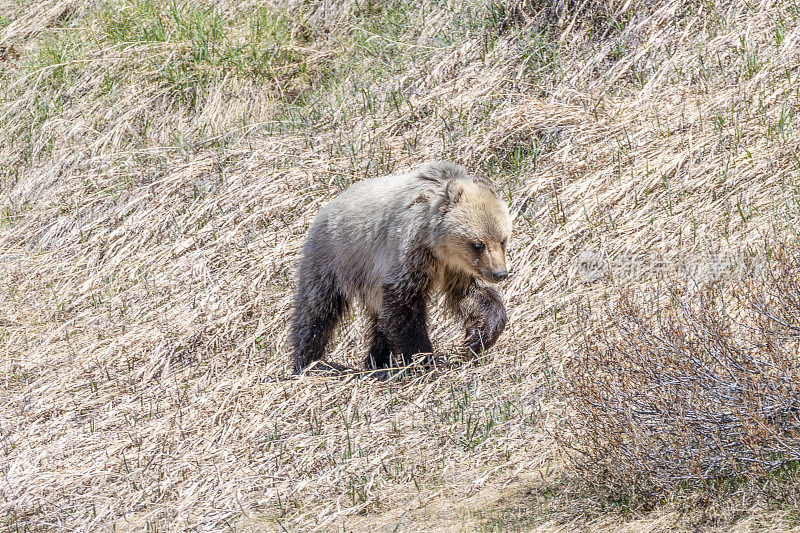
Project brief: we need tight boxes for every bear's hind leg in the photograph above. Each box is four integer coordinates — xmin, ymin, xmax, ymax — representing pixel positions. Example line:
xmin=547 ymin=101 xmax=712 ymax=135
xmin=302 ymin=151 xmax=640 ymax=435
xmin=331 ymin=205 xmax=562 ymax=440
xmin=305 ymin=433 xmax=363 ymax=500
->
xmin=290 ymin=272 xmax=347 ymax=374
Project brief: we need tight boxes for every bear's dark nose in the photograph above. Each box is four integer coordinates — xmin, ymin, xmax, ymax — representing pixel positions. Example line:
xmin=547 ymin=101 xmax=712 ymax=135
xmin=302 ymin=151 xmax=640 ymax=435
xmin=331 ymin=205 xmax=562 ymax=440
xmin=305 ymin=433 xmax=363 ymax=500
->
xmin=492 ymin=269 xmax=508 ymax=281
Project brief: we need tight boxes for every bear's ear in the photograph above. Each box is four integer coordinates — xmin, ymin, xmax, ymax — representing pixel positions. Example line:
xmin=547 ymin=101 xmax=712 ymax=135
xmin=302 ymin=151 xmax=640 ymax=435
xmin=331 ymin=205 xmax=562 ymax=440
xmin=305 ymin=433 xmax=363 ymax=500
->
xmin=444 ymin=180 xmax=464 ymax=206
xmin=473 ymin=174 xmax=497 ymax=193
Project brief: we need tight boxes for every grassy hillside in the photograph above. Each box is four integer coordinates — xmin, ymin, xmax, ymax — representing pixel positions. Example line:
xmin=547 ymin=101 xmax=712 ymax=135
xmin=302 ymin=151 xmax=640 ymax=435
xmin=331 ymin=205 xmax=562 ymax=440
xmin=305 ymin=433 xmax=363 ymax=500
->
xmin=2 ymin=0 xmax=800 ymax=530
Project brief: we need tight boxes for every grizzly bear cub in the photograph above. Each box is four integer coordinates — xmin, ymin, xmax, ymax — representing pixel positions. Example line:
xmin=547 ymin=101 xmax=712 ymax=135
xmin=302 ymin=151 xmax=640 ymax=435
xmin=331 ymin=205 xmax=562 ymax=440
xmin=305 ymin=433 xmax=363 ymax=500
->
xmin=290 ymin=161 xmax=512 ymax=373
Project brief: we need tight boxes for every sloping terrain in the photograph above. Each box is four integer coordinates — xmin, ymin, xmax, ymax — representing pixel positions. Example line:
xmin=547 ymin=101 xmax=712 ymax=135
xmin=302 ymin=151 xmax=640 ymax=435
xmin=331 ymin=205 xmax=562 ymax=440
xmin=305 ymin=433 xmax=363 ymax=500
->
xmin=2 ymin=0 xmax=800 ymax=530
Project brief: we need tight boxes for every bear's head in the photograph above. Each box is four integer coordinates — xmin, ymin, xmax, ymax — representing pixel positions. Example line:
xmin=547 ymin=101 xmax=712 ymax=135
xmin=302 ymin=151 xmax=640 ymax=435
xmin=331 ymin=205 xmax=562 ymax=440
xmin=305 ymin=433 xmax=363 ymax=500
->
xmin=435 ymin=178 xmax=512 ymax=283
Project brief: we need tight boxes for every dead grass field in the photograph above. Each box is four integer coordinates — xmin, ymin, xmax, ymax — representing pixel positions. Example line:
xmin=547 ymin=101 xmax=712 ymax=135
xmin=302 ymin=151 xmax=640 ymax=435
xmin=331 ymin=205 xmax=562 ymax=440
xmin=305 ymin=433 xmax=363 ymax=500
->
xmin=2 ymin=0 xmax=800 ymax=530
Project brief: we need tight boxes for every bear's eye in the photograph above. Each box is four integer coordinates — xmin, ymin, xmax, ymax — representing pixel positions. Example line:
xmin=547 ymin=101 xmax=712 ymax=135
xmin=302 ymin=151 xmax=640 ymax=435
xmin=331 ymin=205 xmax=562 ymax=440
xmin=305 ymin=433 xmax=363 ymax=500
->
xmin=501 ymin=238 xmax=507 ymax=248
xmin=472 ymin=240 xmax=485 ymax=253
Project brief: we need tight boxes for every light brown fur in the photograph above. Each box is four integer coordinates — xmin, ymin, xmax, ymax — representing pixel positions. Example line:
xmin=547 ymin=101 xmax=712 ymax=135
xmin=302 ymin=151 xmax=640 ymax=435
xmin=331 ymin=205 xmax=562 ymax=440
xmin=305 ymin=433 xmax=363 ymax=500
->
xmin=434 ymin=179 xmax=512 ymax=284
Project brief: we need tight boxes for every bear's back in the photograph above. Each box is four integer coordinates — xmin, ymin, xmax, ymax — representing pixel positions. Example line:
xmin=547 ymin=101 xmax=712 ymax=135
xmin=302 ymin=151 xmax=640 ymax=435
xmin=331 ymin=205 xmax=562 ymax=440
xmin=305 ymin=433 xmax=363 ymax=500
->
xmin=308 ymin=171 xmax=441 ymax=311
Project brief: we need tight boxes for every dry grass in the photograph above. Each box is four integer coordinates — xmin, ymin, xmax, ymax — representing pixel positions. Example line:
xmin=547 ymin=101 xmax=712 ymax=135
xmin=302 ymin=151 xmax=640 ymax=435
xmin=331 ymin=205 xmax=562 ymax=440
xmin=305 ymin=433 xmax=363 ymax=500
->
xmin=2 ymin=0 xmax=800 ymax=530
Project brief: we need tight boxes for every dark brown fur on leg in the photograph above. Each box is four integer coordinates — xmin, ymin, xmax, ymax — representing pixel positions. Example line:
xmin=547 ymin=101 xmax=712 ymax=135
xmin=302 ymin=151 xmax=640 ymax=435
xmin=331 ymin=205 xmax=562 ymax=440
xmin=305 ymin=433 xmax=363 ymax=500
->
xmin=459 ymin=285 xmax=507 ymax=355
xmin=371 ymin=254 xmax=435 ymax=368
xmin=379 ymin=288 xmax=433 ymax=366
xmin=365 ymin=316 xmax=392 ymax=369
xmin=289 ymin=267 xmax=348 ymax=374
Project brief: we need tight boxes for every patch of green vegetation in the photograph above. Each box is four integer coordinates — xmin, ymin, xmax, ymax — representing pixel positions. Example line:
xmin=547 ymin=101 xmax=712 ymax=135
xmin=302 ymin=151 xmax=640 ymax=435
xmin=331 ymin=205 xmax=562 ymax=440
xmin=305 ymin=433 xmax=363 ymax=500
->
xmin=475 ymin=506 xmax=540 ymax=533
xmin=0 ymin=202 xmax=30 ymax=228
xmin=98 ymin=2 xmax=318 ymax=105
xmin=517 ymin=26 xmax=562 ymax=83
xmin=29 ymin=32 xmax=83 ymax=88
xmin=486 ymin=134 xmax=541 ymax=179
xmin=766 ymin=459 xmax=800 ymax=483
xmin=100 ymin=0 xmax=169 ymax=43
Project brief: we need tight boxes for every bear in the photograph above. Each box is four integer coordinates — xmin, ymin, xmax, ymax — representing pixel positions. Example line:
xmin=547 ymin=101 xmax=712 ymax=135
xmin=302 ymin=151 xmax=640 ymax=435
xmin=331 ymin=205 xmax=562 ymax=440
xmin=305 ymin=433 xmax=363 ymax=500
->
xmin=289 ymin=161 xmax=512 ymax=374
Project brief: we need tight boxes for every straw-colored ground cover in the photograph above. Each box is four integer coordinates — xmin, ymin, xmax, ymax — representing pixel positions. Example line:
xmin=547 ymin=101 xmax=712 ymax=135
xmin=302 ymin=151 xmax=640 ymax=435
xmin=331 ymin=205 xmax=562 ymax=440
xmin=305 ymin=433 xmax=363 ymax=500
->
xmin=2 ymin=0 xmax=800 ymax=530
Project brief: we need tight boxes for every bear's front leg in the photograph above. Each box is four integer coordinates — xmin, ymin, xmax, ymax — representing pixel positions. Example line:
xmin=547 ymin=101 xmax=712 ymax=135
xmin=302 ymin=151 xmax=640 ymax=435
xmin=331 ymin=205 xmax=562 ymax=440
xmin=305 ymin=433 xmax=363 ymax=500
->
xmin=378 ymin=285 xmax=433 ymax=367
xmin=462 ymin=285 xmax=507 ymax=355
xmin=365 ymin=317 xmax=392 ymax=369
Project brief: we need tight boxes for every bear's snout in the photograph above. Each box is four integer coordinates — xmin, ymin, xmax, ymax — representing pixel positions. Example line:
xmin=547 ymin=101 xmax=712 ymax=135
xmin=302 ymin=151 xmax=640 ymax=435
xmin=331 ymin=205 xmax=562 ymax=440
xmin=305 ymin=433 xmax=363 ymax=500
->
xmin=492 ymin=268 xmax=508 ymax=281
xmin=484 ymin=268 xmax=508 ymax=282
